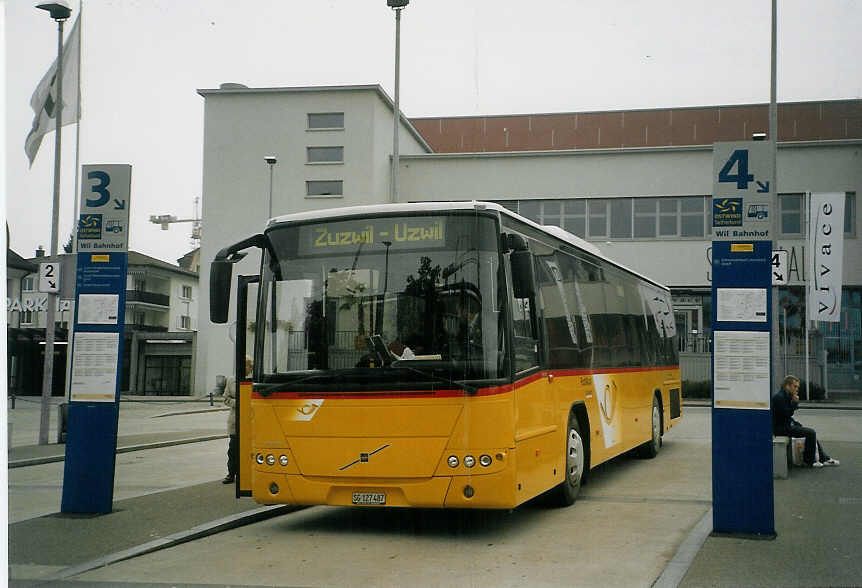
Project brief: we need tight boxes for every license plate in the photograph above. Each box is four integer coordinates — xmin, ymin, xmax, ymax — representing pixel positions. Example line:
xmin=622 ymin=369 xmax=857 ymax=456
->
xmin=352 ymin=492 xmax=386 ymax=505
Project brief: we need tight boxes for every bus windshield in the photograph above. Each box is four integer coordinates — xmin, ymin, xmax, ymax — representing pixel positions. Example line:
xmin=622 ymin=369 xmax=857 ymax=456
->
xmin=258 ymin=213 xmax=505 ymax=389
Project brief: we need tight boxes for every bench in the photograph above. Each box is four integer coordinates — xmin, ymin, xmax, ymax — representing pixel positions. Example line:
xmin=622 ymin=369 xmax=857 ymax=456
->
xmin=773 ymin=436 xmax=792 ymax=479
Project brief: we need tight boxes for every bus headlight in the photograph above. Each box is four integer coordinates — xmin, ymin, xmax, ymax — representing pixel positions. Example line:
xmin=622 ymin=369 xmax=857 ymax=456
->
xmin=464 ymin=455 xmax=476 ymax=468
xmin=279 ymin=455 xmax=289 ymax=466
xmin=256 ymin=453 xmax=265 ymax=464
xmin=447 ymin=455 xmax=459 ymax=468
xmin=266 ymin=454 xmax=276 ymax=466
xmin=479 ymin=454 xmax=492 ymax=467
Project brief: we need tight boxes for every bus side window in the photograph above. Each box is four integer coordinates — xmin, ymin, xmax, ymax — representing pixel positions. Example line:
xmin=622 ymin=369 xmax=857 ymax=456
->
xmin=509 ymin=255 xmax=539 ymax=373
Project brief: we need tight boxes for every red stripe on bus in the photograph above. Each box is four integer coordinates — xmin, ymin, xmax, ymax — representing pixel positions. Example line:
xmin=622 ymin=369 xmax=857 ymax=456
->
xmin=250 ymin=365 xmax=678 ymax=400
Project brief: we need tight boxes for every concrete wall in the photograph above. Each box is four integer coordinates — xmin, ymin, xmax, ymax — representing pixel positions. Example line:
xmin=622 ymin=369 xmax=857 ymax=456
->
xmin=399 ymin=142 xmax=861 ymax=289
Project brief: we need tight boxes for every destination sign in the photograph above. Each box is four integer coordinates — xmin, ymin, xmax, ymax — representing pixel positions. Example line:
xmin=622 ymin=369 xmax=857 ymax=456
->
xmin=298 ymin=217 xmax=446 ymax=254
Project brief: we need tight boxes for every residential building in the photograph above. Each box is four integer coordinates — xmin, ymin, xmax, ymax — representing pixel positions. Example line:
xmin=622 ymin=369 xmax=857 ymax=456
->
xmin=6 ymin=249 xmax=199 ymax=396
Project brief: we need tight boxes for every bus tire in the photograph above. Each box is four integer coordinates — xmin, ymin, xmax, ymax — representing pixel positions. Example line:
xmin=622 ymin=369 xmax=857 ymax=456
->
xmin=551 ymin=413 xmax=585 ymax=507
xmin=638 ymin=395 xmax=662 ymax=459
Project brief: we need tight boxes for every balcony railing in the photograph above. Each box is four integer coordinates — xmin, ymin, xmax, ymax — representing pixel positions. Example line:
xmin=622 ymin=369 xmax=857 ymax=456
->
xmin=126 ymin=290 xmax=170 ymax=306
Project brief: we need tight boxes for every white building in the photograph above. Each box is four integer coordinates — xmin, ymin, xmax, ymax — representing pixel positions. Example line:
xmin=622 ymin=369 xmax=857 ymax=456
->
xmin=196 ymin=84 xmax=861 ymax=394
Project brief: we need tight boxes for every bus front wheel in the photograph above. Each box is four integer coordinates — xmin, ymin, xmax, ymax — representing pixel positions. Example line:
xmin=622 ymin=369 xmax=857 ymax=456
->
xmin=552 ymin=413 xmax=585 ymax=507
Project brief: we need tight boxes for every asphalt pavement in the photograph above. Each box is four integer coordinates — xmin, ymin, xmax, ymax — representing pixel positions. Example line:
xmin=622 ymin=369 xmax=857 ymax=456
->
xmin=5 ymin=396 xmax=861 ymax=587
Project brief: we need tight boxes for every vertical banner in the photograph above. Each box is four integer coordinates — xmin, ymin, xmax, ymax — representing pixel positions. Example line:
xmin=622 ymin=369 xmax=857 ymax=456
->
xmin=807 ymin=192 xmax=845 ymax=322
xmin=62 ymin=164 xmax=132 ymax=514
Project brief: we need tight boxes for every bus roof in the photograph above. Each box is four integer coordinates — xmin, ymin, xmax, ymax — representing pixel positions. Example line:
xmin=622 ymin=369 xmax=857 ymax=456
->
xmin=266 ymin=201 xmax=670 ymax=292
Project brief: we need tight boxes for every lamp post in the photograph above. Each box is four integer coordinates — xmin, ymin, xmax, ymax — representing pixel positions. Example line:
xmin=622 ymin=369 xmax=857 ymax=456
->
xmin=36 ymin=0 xmax=72 ymax=446
xmin=264 ymin=156 xmax=277 ymax=219
xmin=388 ymin=0 xmax=408 ymax=203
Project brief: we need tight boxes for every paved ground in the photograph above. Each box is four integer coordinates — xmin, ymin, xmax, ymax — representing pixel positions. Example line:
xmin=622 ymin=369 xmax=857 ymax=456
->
xmin=4 ymin=397 xmax=861 ymax=587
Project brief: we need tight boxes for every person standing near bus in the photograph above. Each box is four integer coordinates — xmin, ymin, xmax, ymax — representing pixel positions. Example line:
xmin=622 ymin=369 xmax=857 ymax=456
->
xmin=223 ymin=357 xmax=252 ymax=484
xmin=772 ymin=375 xmax=840 ymax=468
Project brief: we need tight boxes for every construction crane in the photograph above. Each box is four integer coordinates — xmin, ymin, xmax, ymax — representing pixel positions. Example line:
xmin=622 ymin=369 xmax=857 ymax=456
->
xmin=149 ymin=197 xmax=202 ymax=245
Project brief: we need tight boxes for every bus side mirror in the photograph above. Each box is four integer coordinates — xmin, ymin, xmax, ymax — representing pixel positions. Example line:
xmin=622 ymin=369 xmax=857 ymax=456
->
xmin=510 ymin=250 xmax=535 ymax=299
xmin=210 ymin=259 xmax=233 ymax=324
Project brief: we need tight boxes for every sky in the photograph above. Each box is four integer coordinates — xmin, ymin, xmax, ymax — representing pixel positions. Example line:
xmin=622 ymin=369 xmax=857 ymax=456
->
xmin=4 ymin=0 xmax=861 ymax=266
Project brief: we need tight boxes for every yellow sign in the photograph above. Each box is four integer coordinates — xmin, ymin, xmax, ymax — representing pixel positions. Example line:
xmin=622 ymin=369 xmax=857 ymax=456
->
xmin=730 ymin=243 xmax=754 ymax=252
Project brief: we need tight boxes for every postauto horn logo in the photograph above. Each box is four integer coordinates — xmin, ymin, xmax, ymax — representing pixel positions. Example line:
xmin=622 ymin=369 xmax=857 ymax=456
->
xmin=713 ymin=198 xmax=743 ymax=227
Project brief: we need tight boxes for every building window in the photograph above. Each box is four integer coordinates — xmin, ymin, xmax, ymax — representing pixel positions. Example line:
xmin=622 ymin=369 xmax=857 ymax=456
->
xmin=779 ymin=193 xmax=803 ymax=235
xmin=22 ymin=310 xmax=34 ymax=324
xmin=588 ymin=200 xmax=608 ymax=238
xmin=845 ymin=192 xmax=856 ymax=237
xmin=307 ymin=146 xmax=344 ymax=164
xmin=22 ymin=277 xmax=35 ymax=291
xmin=610 ymin=199 xmax=632 ymax=239
xmin=680 ymin=197 xmax=706 ymax=237
xmin=181 ymin=285 xmax=192 ymax=299
xmin=307 ymin=112 xmax=344 ymax=130
xmin=306 ymin=180 xmax=343 ymax=197
xmin=634 ymin=198 xmax=658 ymax=238
xmin=180 ymin=315 xmax=191 ymax=329
xmin=658 ymin=198 xmax=679 ymax=236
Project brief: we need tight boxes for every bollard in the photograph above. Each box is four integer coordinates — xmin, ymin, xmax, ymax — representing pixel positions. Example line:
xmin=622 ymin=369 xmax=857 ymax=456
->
xmin=9 ymin=394 xmax=15 ymax=409
xmin=209 ymin=391 xmax=214 ymax=407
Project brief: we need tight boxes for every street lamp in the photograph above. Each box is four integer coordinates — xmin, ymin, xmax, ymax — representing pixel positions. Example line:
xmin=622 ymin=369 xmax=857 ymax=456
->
xmin=388 ymin=0 xmax=408 ymax=203
xmin=35 ymin=0 xmax=72 ymax=446
xmin=264 ymin=156 xmax=277 ymax=219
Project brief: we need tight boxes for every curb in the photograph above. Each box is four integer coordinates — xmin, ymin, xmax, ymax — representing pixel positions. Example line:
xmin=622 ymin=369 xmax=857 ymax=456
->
xmin=8 ymin=434 xmax=228 ymax=469
xmin=40 ymin=504 xmax=302 ymax=583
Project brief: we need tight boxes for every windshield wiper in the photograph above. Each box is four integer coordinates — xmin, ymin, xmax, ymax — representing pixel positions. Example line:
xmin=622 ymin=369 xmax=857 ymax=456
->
xmin=389 ymin=360 xmax=477 ymax=395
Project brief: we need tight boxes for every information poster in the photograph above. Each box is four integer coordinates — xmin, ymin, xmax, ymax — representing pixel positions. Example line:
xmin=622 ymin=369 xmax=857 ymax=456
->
xmin=716 ymin=288 xmax=767 ymax=323
xmin=70 ymin=332 xmax=119 ymax=402
xmin=713 ymin=330 xmax=771 ymax=410
xmin=77 ymin=293 xmax=120 ymax=325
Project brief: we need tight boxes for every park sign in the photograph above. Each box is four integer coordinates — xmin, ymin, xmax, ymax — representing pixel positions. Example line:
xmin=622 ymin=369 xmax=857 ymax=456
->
xmin=712 ymin=141 xmax=775 ymax=241
xmin=77 ymin=164 xmax=132 ymax=252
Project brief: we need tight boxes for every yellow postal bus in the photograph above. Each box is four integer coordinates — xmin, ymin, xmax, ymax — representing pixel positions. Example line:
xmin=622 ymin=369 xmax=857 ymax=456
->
xmin=211 ymin=201 xmax=681 ymax=509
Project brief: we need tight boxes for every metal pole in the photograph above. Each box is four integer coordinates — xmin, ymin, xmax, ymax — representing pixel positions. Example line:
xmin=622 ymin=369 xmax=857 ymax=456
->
xmin=391 ymin=6 xmax=402 ymax=203
xmin=39 ymin=17 xmax=66 ymax=445
xmin=769 ymin=0 xmax=781 ymax=398
xmin=268 ymin=163 xmax=274 ymax=219
xmin=805 ymin=192 xmax=811 ymax=400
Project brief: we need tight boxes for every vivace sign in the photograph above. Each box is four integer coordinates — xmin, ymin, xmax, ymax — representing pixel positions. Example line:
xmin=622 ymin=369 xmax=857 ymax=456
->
xmin=808 ymin=192 xmax=845 ymax=322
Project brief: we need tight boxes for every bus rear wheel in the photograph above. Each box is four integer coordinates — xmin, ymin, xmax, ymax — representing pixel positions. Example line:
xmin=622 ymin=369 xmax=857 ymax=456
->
xmin=551 ymin=413 xmax=585 ymax=507
xmin=638 ymin=396 xmax=662 ymax=459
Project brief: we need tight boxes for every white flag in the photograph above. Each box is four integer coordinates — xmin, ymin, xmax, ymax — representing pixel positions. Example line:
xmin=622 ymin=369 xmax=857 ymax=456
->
xmin=24 ymin=15 xmax=81 ymax=166
xmin=807 ymin=192 xmax=845 ymax=322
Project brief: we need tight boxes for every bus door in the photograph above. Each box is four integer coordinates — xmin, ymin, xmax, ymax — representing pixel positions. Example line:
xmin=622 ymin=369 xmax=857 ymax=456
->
xmin=234 ymin=274 xmax=258 ymax=498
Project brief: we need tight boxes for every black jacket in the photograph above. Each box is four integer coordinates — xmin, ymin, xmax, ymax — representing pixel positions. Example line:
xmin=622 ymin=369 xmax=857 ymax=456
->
xmin=771 ymin=388 xmax=799 ymax=435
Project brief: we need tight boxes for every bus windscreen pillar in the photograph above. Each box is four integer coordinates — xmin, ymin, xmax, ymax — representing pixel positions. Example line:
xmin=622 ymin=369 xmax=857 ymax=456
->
xmin=711 ymin=142 xmax=775 ymax=538
xmin=62 ymin=164 xmax=132 ymax=514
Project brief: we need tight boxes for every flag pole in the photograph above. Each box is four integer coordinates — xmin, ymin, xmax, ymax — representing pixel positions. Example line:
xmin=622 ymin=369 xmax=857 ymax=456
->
xmin=66 ymin=1 xmax=83 ymax=403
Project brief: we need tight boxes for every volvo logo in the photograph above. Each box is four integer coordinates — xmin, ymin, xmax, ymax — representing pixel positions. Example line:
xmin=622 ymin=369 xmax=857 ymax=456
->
xmin=339 ymin=444 xmax=390 ymax=471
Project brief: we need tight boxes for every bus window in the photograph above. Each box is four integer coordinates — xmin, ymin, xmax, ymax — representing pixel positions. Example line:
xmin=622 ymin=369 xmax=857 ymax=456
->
xmin=509 ymin=253 xmax=539 ymax=374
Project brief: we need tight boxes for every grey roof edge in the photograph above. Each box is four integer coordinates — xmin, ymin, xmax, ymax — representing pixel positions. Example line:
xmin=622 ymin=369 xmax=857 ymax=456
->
xmin=196 ymin=83 xmax=433 ymax=153
xmin=399 ymin=138 xmax=862 ymax=160
xmin=409 ymin=97 xmax=862 ymax=121
xmin=7 ymin=248 xmax=38 ymax=272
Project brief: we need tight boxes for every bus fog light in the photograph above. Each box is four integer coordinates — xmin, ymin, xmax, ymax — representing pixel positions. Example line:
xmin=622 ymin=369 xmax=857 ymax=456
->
xmin=279 ymin=455 xmax=289 ymax=466
xmin=269 ymin=482 xmax=279 ymax=495
xmin=447 ymin=456 xmax=459 ymax=468
xmin=479 ymin=454 xmax=492 ymax=467
xmin=464 ymin=455 xmax=476 ymax=468
xmin=463 ymin=485 xmax=474 ymax=498
xmin=266 ymin=454 xmax=276 ymax=466
xmin=256 ymin=453 xmax=265 ymax=464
